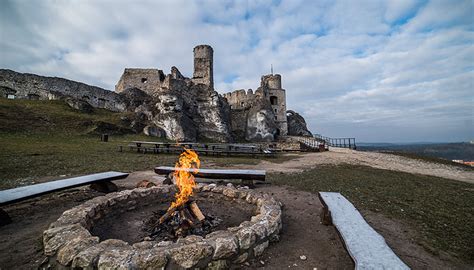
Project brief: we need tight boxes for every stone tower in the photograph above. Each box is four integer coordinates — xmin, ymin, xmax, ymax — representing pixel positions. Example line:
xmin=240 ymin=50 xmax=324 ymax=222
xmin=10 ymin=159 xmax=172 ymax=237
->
xmin=192 ymin=45 xmax=214 ymax=88
xmin=261 ymin=74 xmax=288 ymax=136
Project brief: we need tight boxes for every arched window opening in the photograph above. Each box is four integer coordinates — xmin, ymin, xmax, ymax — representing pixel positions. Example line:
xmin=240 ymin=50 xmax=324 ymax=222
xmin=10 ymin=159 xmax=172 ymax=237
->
xmin=270 ymin=96 xmax=278 ymax=105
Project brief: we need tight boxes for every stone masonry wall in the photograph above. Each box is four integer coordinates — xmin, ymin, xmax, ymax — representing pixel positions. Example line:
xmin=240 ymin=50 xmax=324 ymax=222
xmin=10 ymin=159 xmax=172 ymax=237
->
xmin=115 ymin=68 xmax=165 ymax=96
xmin=0 ymin=69 xmax=127 ymax=112
xmin=223 ymin=89 xmax=255 ymax=110
xmin=192 ymin=45 xmax=214 ymax=88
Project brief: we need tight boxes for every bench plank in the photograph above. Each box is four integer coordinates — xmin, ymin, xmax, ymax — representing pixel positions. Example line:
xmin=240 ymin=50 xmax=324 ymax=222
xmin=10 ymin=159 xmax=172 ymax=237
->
xmin=319 ymin=192 xmax=410 ymax=270
xmin=0 ymin=171 xmax=129 ymax=206
xmin=154 ymin=166 xmax=265 ymax=181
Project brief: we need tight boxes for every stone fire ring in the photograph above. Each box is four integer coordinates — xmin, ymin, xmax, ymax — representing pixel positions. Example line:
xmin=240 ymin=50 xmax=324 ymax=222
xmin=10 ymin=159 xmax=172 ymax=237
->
xmin=43 ymin=183 xmax=282 ymax=269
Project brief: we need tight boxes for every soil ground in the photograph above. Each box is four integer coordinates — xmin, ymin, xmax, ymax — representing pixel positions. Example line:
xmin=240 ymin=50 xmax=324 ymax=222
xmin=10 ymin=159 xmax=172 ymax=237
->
xmin=91 ymin=192 xmax=255 ymax=244
xmin=0 ymin=149 xmax=472 ymax=269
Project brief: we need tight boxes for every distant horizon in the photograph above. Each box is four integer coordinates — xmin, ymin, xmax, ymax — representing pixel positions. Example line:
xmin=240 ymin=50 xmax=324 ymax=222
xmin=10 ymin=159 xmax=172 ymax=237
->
xmin=356 ymin=141 xmax=471 ymax=145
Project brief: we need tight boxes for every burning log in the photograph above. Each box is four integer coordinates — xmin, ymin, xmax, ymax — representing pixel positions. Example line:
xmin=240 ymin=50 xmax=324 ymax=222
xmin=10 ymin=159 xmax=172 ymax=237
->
xmin=157 ymin=201 xmax=203 ymax=225
xmin=158 ymin=206 xmax=178 ymax=225
xmin=151 ymin=148 xmax=212 ymax=239
xmin=189 ymin=201 xmax=205 ymax=222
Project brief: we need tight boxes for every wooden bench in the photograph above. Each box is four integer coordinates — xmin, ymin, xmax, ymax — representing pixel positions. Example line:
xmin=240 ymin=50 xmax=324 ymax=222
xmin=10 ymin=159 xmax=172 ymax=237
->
xmin=154 ymin=166 xmax=265 ymax=186
xmin=0 ymin=171 xmax=129 ymax=226
xmin=319 ymin=192 xmax=410 ymax=270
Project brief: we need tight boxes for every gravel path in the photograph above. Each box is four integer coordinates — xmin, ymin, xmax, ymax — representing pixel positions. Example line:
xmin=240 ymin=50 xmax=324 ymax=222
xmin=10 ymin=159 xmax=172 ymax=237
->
xmin=234 ymin=147 xmax=474 ymax=184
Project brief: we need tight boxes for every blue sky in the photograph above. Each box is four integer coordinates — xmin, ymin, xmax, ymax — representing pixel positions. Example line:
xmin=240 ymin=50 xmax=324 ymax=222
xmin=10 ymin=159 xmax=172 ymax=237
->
xmin=1 ymin=0 xmax=473 ymax=142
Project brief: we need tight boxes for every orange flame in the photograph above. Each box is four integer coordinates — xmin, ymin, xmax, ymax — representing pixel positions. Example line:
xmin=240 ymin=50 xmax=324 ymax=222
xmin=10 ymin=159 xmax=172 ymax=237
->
xmin=169 ymin=148 xmax=200 ymax=210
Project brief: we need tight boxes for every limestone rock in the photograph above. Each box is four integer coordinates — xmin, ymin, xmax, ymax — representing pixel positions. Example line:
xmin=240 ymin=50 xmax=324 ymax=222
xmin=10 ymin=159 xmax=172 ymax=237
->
xmin=235 ymin=225 xmax=257 ymax=250
xmin=205 ymin=231 xmax=239 ymax=259
xmin=287 ymin=110 xmax=312 ymax=136
xmin=253 ymin=241 xmax=269 ymax=257
xmin=65 ymin=97 xmax=94 ymax=113
xmin=233 ymin=252 xmax=248 ymax=264
xmin=246 ymin=95 xmax=277 ymax=142
xmin=43 ymin=224 xmax=91 ymax=256
xmin=56 ymin=236 xmax=99 ymax=266
xmin=131 ymin=245 xmax=168 ymax=269
xmin=96 ymin=240 xmax=134 ymax=269
xmin=118 ymin=87 xmax=153 ymax=111
xmin=129 ymin=112 xmax=148 ymax=133
xmin=206 ymin=259 xmax=229 ymax=270
xmin=72 ymin=239 xmax=129 ymax=269
xmin=168 ymin=242 xmax=213 ymax=268
xmin=143 ymin=125 xmax=166 ymax=137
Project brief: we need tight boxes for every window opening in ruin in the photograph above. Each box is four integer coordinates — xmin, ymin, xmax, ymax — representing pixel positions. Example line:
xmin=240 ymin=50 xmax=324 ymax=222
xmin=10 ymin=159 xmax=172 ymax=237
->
xmin=240 ymin=102 xmax=244 ymax=107
xmin=274 ymin=108 xmax=277 ymax=113
xmin=141 ymin=78 xmax=148 ymax=83
xmin=274 ymin=116 xmax=277 ymax=120
xmin=275 ymin=128 xmax=281 ymax=136
xmin=7 ymin=94 xmax=15 ymax=99
xmin=270 ymin=96 xmax=278 ymax=105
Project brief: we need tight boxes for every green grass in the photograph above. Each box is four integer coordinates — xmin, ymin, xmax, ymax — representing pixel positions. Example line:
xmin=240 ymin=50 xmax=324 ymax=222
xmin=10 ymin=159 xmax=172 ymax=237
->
xmin=0 ymin=132 xmax=297 ymax=190
xmin=269 ymin=165 xmax=474 ymax=262
xmin=0 ymin=98 xmax=133 ymax=134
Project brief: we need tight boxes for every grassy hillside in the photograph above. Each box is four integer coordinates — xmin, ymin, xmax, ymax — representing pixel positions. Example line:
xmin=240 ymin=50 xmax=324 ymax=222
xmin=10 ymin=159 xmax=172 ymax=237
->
xmin=0 ymin=98 xmax=133 ymax=134
xmin=0 ymin=99 xmax=287 ymax=189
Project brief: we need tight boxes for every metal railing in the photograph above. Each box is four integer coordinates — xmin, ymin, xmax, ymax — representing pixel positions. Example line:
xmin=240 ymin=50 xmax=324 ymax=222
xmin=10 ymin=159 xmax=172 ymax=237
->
xmin=313 ymin=135 xmax=357 ymax=149
xmin=286 ymin=136 xmax=326 ymax=151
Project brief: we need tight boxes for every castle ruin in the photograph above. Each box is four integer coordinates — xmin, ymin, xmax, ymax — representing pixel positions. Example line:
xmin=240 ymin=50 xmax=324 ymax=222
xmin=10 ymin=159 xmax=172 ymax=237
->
xmin=0 ymin=44 xmax=312 ymax=142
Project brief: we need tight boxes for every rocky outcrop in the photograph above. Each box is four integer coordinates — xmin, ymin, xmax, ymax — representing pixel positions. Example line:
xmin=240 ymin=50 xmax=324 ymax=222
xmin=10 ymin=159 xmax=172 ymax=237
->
xmin=245 ymin=95 xmax=277 ymax=141
xmin=286 ymin=110 xmax=312 ymax=136
xmin=65 ymin=97 xmax=94 ymax=113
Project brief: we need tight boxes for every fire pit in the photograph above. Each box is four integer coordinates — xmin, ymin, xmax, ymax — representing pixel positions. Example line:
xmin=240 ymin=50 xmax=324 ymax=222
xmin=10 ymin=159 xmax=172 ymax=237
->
xmin=43 ymin=184 xmax=282 ymax=269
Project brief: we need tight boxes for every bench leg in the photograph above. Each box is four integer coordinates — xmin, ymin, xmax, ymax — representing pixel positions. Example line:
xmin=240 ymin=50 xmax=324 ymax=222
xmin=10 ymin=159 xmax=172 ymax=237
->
xmin=90 ymin=181 xmax=118 ymax=193
xmin=318 ymin=193 xmax=333 ymax=225
xmin=0 ymin=208 xmax=12 ymax=226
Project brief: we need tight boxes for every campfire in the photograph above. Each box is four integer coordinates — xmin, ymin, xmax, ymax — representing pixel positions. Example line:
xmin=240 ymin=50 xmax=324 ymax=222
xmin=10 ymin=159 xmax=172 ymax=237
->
xmin=43 ymin=147 xmax=282 ymax=269
xmin=147 ymin=148 xmax=219 ymax=240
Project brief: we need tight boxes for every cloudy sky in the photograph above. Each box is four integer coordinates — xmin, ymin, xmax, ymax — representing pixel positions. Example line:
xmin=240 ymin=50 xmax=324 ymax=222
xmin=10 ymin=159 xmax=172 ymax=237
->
xmin=1 ymin=0 xmax=473 ymax=142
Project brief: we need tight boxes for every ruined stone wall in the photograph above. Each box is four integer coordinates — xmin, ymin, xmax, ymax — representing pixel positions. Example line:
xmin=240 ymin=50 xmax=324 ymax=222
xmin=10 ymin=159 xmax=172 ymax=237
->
xmin=223 ymin=89 xmax=255 ymax=110
xmin=224 ymin=73 xmax=288 ymax=140
xmin=0 ymin=69 xmax=127 ymax=111
xmin=115 ymin=68 xmax=165 ymax=96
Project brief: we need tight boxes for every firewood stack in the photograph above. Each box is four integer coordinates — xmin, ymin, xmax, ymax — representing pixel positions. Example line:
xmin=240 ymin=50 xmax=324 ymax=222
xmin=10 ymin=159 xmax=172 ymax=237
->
xmin=154 ymin=200 xmax=205 ymax=238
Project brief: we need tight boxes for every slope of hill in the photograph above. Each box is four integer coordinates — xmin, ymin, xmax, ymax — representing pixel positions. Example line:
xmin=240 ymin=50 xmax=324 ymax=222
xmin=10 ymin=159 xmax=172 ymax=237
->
xmin=0 ymin=98 xmax=133 ymax=134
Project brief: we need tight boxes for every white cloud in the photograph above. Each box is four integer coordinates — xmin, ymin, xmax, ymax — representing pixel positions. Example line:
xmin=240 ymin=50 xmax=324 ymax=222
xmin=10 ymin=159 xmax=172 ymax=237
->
xmin=0 ymin=0 xmax=472 ymax=142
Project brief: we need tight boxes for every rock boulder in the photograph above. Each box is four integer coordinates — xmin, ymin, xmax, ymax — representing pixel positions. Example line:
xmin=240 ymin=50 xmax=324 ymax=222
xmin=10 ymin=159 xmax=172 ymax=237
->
xmin=286 ymin=110 xmax=312 ymax=136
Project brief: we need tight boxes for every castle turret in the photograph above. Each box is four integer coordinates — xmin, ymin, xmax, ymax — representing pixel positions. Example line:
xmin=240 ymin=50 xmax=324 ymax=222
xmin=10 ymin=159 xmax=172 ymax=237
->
xmin=261 ymin=74 xmax=287 ymax=136
xmin=192 ymin=45 xmax=214 ymax=88
xmin=261 ymin=74 xmax=281 ymax=89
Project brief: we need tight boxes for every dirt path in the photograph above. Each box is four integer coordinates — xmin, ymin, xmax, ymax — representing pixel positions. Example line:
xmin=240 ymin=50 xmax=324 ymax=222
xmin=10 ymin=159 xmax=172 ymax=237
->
xmin=233 ymin=147 xmax=474 ymax=184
